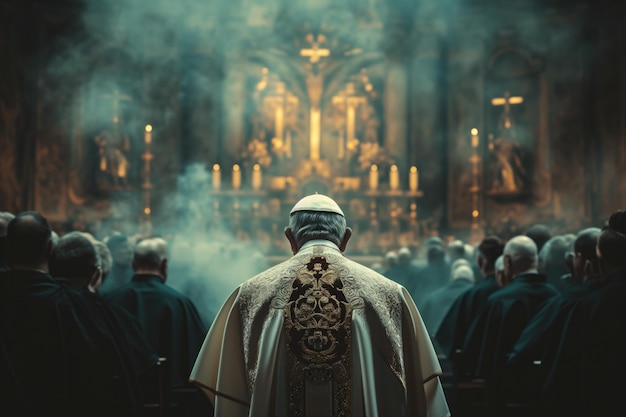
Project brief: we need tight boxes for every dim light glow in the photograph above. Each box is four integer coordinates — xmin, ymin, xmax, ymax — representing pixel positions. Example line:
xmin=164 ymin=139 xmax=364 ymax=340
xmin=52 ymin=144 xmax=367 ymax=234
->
xmin=390 ymin=165 xmax=398 ymax=172
xmin=410 ymin=166 xmax=417 ymax=173
xmin=253 ymin=164 xmax=261 ymax=171
xmin=233 ymin=164 xmax=240 ymax=172
xmin=472 ymin=210 xmax=480 ymax=218
xmin=145 ymin=124 xmax=153 ymax=132
xmin=144 ymin=207 xmax=151 ymax=215
xmin=212 ymin=164 xmax=220 ymax=171
xmin=471 ymin=128 xmax=478 ymax=136
xmin=371 ymin=164 xmax=378 ymax=172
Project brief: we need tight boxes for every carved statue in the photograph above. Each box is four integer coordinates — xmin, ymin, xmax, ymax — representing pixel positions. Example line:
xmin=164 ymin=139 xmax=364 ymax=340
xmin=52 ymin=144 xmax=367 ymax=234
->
xmin=94 ymin=127 xmax=131 ymax=188
xmin=490 ymin=136 xmax=526 ymax=193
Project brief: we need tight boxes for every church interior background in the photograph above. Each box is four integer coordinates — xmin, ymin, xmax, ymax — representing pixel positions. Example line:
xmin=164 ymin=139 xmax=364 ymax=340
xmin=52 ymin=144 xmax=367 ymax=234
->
xmin=1 ymin=0 xmax=626 ymax=256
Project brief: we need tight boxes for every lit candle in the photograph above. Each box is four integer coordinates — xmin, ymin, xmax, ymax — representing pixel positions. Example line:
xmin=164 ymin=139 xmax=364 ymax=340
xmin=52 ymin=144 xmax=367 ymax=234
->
xmin=144 ymin=125 xmax=152 ymax=144
xmin=212 ymin=164 xmax=221 ymax=191
xmin=232 ymin=164 xmax=241 ymax=190
xmin=409 ymin=166 xmax=419 ymax=192
xmin=389 ymin=165 xmax=399 ymax=191
xmin=252 ymin=164 xmax=262 ymax=191
xmin=471 ymin=127 xmax=479 ymax=148
xmin=369 ymin=164 xmax=379 ymax=191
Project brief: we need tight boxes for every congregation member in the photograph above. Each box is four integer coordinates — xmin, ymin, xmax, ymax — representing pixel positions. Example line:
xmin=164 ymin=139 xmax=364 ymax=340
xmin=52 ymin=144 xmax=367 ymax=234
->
xmin=412 ymin=243 xmax=449 ymax=308
xmin=420 ymin=262 xmax=474 ymax=338
xmin=456 ymin=236 xmax=558 ymax=411
xmin=524 ymin=224 xmax=552 ymax=253
xmin=190 ymin=194 xmax=450 ymax=417
xmin=0 ymin=212 xmax=139 ymax=416
xmin=435 ymin=236 xmax=504 ymax=356
xmin=0 ymin=211 xmax=15 ymax=271
xmin=384 ymin=246 xmax=421 ymax=288
xmin=538 ymin=234 xmax=576 ymax=293
xmin=99 ymin=232 xmax=134 ymax=294
xmin=539 ymin=211 xmax=626 ymax=416
xmin=106 ymin=237 xmax=208 ymax=407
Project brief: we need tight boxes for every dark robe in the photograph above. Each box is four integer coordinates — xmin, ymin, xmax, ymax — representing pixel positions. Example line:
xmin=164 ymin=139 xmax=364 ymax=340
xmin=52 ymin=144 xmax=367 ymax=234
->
xmin=539 ymin=271 xmax=626 ymax=416
xmin=435 ymin=274 xmax=499 ymax=356
xmin=409 ymin=261 xmax=450 ymax=309
xmin=98 ymin=263 xmax=134 ymax=295
xmin=0 ymin=236 xmax=8 ymax=272
xmin=106 ymin=274 xmax=207 ymax=388
xmin=0 ymin=269 xmax=142 ymax=417
xmin=456 ymin=272 xmax=558 ymax=405
xmin=384 ymin=261 xmax=421 ymax=289
xmin=420 ymin=278 xmax=474 ymax=339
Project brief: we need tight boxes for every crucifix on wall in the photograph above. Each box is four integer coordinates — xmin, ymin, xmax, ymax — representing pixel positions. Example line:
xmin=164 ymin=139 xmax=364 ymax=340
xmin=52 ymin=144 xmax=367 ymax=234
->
xmin=491 ymin=91 xmax=523 ymax=129
xmin=102 ymin=88 xmax=132 ymax=124
xmin=300 ymin=34 xmax=331 ymax=161
xmin=332 ymin=82 xmax=366 ymax=159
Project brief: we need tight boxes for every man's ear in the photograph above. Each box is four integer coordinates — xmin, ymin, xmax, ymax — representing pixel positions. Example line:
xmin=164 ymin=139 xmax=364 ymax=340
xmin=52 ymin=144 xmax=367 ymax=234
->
xmin=88 ymin=267 xmax=102 ymax=293
xmin=284 ymin=227 xmax=299 ymax=255
xmin=339 ymin=227 xmax=352 ymax=253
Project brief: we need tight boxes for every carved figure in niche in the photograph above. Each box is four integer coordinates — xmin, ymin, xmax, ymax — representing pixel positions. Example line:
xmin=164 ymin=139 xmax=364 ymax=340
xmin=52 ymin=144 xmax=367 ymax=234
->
xmin=245 ymin=137 xmax=272 ymax=168
xmin=94 ymin=126 xmax=131 ymax=189
xmin=490 ymin=136 xmax=526 ymax=193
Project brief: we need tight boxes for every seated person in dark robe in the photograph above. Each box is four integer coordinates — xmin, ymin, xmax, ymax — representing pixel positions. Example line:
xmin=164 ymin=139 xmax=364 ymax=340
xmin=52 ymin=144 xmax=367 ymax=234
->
xmin=538 ymin=234 xmax=576 ymax=293
xmin=106 ymin=238 xmax=209 ymax=415
xmin=436 ymin=236 xmax=504 ymax=356
xmin=49 ymin=232 xmax=158 ymax=400
xmin=457 ymin=236 xmax=559 ymax=407
xmin=0 ymin=212 xmax=139 ymax=417
xmin=99 ymin=233 xmax=134 ymax=295
xmin=382 ymin=250 xmax=398 ymax=276
xmin=421 ymin=263 xmax=474 ymax=340
xmin=0 ymin=211 xmax=15 ymax=272
xmin=411 ymin=245 xmax=449 ymax=309
xmin=540 ymin=212 xmax=626 ymax=416
xmin=385 ymin=246 xmax=421 ymax=288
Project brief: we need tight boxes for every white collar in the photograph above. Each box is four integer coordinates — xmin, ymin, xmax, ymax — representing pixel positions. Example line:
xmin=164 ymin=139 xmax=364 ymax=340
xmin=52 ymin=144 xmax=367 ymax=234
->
xmin=298 ymin=239 xmax=341 ymax=253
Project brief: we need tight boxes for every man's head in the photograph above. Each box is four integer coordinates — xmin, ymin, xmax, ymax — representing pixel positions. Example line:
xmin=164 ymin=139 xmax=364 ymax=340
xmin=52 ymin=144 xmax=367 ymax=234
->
xmin=397 ymin=247 xmax=412 ymax=265
xmin=572 ymin=227 xmax=601 ymax=282
xmin=105 ymin=233 xmax=133 ymax=267
xmin=132 ymin=238 xmax=168 ymax=280
xmin=476 ymin=236 xmax=505 ymax=277
xmin=94 ymin=241 xmax=113 ymax=280
xmin=525 ymin=224 xmax=551 ymax=253
xmin=447 ymin=240 xmax=466 ymax=263
xmin=452 ymin=265 xmax=475 ymax=284
xmin=384 ymin=251 xmax=398 ymax=269
xmin=50 ymin=232 xmax=101 ymax=292
xmin=597 ymin=210 xmax=626 ymax=277
xmin=502 ymin=235 xmax=538 ymax=285
xmin=538 ymin=234 xmax=576 ymax=283
xmin=5 ymin=211 xmax=52 ymax=271
xmin=285 ymin=194 xmax=351 ymax=254
xmin=427 ymin=245 xmax=446 ymax=266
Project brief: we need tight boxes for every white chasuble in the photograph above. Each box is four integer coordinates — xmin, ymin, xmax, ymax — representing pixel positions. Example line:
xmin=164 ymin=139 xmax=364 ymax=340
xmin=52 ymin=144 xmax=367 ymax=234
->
xmin=190 ymin=242 xmax=450 ymax=417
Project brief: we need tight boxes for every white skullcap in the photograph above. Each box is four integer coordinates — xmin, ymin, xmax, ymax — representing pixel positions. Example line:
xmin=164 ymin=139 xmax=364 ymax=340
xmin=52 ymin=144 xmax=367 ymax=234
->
xmin=290 ymin=193 xmax=345 ymax=217
xmin=452 ymin=265 xmax=475 ymax=283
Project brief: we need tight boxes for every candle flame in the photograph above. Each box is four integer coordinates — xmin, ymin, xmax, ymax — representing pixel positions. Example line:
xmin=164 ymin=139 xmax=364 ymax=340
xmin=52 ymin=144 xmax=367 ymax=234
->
xmin=145 ymin=125 xmax=153 ymax=132
xmin=410 ymin=166 xmax=417 ymax=173
xmin=212 ymin=164 xmax=220 ymax=171
xmin=233 ymin=164 xmax=240 ymax=172
xmin=253 ymin=164 xmax=261 ymax=171
xmin=144 ymin=207 xmax=151 ymax=215
xmin=472 ymin=210 xmax=480 ymax=218
xmin=390 ymin=165 xmax=398 ymax=172
xmin=471 ymin=128 xmax=478 ymax=136
xmin=371 ymin=164 xmax=378 ymax=172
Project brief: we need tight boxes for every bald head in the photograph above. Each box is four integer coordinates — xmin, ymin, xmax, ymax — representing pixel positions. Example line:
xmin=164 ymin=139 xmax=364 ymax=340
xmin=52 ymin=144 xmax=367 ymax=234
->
xmin=132 ymin=238 xmax=168 ymax=279
xmin=503 ymin=236 xmax=538 ymax=283
xmin=6 ymin=211 xmax=52 ymax=270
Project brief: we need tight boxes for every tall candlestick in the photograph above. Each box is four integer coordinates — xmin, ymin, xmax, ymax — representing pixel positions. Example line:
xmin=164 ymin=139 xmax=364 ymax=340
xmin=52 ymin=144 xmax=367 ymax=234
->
xmin=232 ymin=164 xmax=241 ymax=190
xmin=144 ymin=124 xmax=152 ymax=144
xmin=471 ymin=127 xmax=479 ymax=148
xmin=409 ymin=166 xmax=419 ymax=192
xmin=369 ymin=164 xmax=379 ymax=191
xmin=252 ymin=164 xmax=262 ymax=191
xmin=212 ymin=164 xmax=221 ymax=191
xmin=389 ymin=165 xmax=399 ymax=191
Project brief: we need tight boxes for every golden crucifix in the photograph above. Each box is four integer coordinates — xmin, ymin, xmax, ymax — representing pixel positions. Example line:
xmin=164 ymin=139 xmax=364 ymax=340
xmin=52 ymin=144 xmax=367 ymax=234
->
xmin=332 ymin=82 xmax=366 ymax=159
xmin=491 ymin=91 xmax=523 ymax=129
xmin=300 ymin=34 xmax=330 ymax=64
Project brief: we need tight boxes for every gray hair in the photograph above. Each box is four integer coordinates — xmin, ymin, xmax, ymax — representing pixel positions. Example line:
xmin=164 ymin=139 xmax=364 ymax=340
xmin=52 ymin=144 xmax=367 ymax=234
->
xmin=504 ymin=235 xmax=538 ymax=271
xmin=94 ymin=241 xmax=112 ymax=278
xmin=133 ymin=237 xmax=168 ymax=270
xmin=288 ymin=211 xmax=346 ymax=247
xmin=49 ymin=232 xmax=98 ymax=287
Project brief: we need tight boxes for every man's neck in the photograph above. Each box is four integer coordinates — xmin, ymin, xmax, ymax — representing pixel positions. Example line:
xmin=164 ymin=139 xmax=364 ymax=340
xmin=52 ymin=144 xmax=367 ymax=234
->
xmin=298 ymin=239 xmax=340 ymax=253
xmin=514 ymin=268 xmax=538 ymax=277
